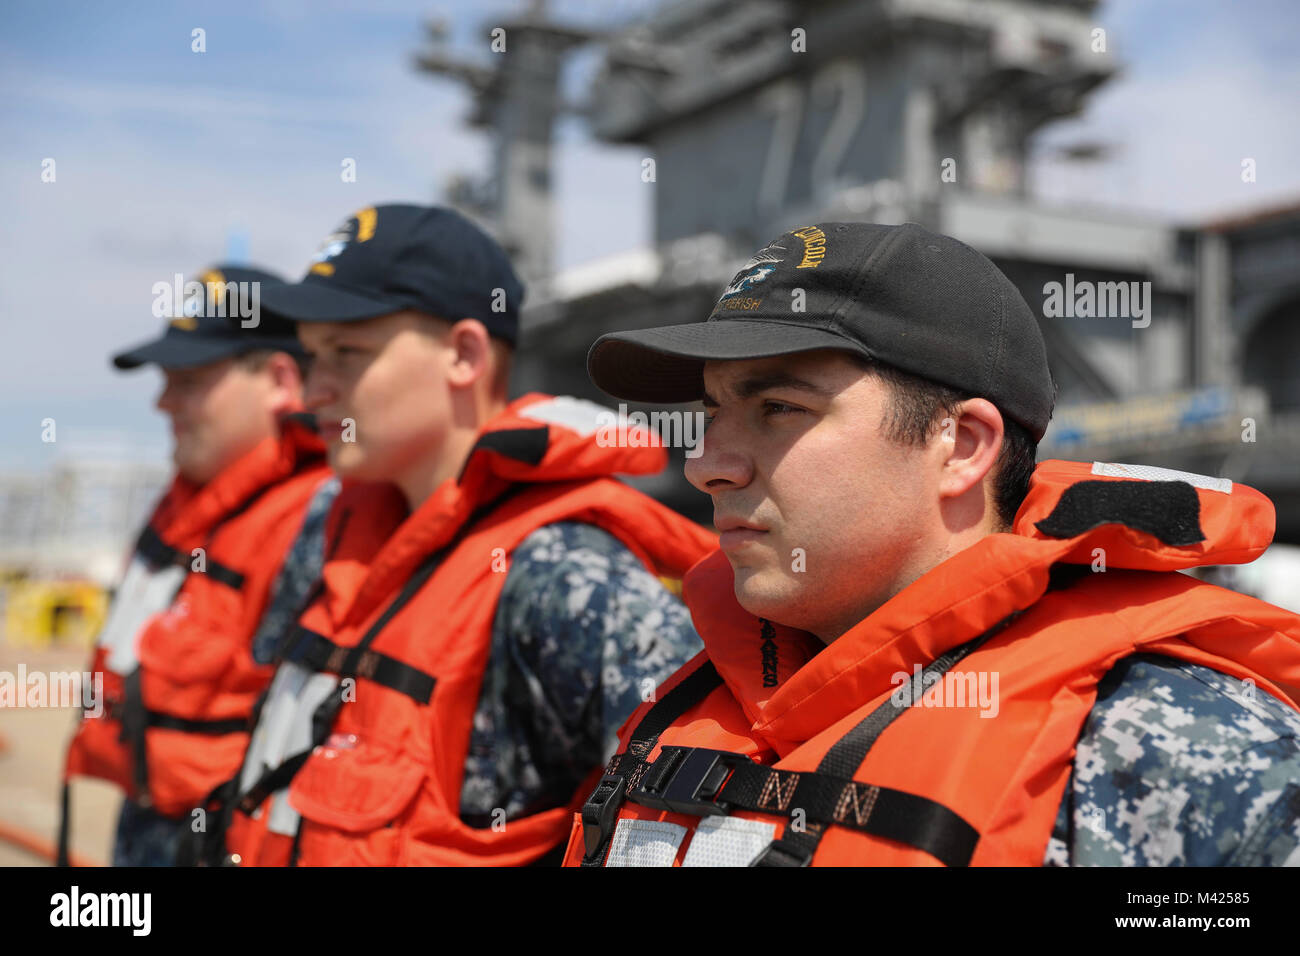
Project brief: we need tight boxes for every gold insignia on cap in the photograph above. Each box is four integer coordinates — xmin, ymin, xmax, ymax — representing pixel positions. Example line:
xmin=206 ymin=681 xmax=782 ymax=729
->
xmin=792 ymin=226 xmax=826 ymax=269
xmin=356 ymin=206 xmax=377 ymax=242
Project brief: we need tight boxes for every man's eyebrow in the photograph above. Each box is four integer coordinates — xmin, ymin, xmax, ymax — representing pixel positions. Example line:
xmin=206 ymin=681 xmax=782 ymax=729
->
xmin=301 ymin=328 xmax=341 ymax=346
xmin=702 ymin=372 xmax=835 ymax=406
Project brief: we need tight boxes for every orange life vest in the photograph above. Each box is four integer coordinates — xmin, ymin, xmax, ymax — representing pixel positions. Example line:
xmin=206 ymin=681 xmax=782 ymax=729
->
xmin=563 ymin=459 xmax=1300 ymax=867
xmin=61 ymin=414 xmax=330 ymax=831
xmin=224 ymin=394 xmax=717 ymax=866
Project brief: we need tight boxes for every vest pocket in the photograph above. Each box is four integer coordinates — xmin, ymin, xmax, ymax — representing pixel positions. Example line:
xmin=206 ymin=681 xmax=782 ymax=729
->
xmin=137 ymin=600 xmax=241 ymax=686
xmin=288 ymin=736 xmax=426 ymax=835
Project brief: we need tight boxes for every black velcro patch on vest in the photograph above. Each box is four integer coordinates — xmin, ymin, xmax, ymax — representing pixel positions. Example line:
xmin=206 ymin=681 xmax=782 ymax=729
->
xmin=472 ymin=427 xmax=550 ymax=465
xmin=1034 ymin=479 xmax=1205 ymax=547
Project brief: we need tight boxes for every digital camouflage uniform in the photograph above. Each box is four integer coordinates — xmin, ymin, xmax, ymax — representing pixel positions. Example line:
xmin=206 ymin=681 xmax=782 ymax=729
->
xmin=467 ymin=523 xmax=1300 ymax=864
xmin=1045 ymin=653 xmax=1300 ymax=866
xmin=127 ymin=494 xmax=1299 ymax=866
xmin=460 ymin=521 xmax=703 ymax=825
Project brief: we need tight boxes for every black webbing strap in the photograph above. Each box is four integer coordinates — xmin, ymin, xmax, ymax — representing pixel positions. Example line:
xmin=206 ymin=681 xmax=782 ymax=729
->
xmin=199 ymin=674 xmax=280 ymax=863
xmin=236 ymin=751 xmax=314 ymax=815
xmin=136 ymin=525 xmax=246 ymax=590
xmin=578 ymin=661 xmax=724 ymax=866
xmin=587 ymin=615 xmax=1023 ymax=868
xmin=281 ymin=625 xmax=437 ymax=705
xmin=55 ymin=782 xmax=72 ymax=867
xmin=145 ymin=712 xmax=250 ymax=735
xmin=234 ymin=651 xmax=358 ymax=818
xmin=111 ymin=503 xmax=269 ymax=810
xmin=174 ymin=776 xmax=239 ymax=866
xmin=821 ymin=636 xmax=991 ymax=778
xmin=229 ymin=485 xmax=531 ymax=863
xmin=178 ymin=682 xmax=319 ymax=865
xmin=133 ymin=478 xmax=281 ymax=590
xmin=751 ymin=619 xmax=1017 ymax=867
xmin=643 ymin=752 xmax=979 ymax=867
xmin=231 ymin=563 xmax=440 ymax=829
xmin=120 ymin=667 xmax=152 ymax=805
xmin=64 ymin=482 xmax=290 ymax=865
xmin=118 ymin=667 xmax=253 ymax=812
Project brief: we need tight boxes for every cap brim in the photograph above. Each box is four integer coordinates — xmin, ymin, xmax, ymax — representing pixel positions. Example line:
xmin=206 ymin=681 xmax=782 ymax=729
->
xmin=260 ymin=279 xmax=402 ymax=323
xmin=587 ymin=321 xmax=872 ymax=402
xmin=112 ymin=334 xmax=248 ymax=371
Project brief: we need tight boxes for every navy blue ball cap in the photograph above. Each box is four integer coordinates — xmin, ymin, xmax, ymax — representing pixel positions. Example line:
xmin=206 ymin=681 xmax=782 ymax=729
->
xmin=260 ymin=204 xmax=525 ymax=344
xmin=588 ymin=221 xmax=1055 ymax=441
xmin=112 ymin=265 xmax=300 ymax=371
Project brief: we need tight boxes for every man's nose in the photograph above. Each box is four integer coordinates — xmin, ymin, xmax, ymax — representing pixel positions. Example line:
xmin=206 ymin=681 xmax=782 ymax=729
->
xmin=155 ymin=379 xmax=177 ymax=413
xmin=684 ymin=414 xmax=752 ymax=493
xmin=302 ymin=366 xmax=336 ymax=412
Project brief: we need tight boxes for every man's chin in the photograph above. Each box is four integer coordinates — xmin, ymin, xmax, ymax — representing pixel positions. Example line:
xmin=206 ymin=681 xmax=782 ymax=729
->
xmin=327 ymin=444 xmax=368 ymax=477
xmin=172 ymin=444 xmax=205 ymax=484
xmin=730 ymin=564 xmax=799 ymax=623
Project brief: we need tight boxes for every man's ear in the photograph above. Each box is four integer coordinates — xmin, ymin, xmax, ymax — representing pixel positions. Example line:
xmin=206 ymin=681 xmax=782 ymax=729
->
xmin=264 ymin=351 xmax=305 ymax=415
xmin=937 ymin=398 xmax=1003 ymax=501
xmin=444 ymin=318 xmax=493 ymax=390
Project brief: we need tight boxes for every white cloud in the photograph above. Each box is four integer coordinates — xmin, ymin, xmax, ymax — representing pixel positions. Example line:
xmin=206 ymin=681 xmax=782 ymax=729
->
xmin=1029 ymin=1 xmax=1300 ymax=219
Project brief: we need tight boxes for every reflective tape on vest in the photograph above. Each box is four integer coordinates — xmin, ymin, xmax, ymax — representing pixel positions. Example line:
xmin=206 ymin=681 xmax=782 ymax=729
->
xmin=604 ymin=819 xmax=686 ymax=867
xmin=239 ymin=660 xmax=340 ymax=836
xmin=1091 ymin=460 xmax=1232 ymax=494
xmin=680 ymin=816 xmax=777 ymax=868
xmin=99 ymin=557 xmax=187 ymax=674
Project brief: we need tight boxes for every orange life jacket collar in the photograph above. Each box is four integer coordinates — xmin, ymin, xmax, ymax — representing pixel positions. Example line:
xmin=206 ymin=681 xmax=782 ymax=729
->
xmin=335 ymin=393 xmax=674 ymax=629
xmin=562 ymin=460 xmax=1299 ymax=867
xmin=690 ymin=458 xmax=1281 ymax=755
xmin=154 ymin=412 xmax=325 ymax=548
xmin=224 ymin=394 xmax=717 ymax=866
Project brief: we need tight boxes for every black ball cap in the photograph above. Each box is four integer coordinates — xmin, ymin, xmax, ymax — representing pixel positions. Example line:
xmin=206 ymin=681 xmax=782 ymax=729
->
xmin=258 ymin=203 xmax=525 ymax=344
xmin=587 ymin=221 xmax=1056 ymax=441
xmin=112 ymin=265 xmax=300 ymax=371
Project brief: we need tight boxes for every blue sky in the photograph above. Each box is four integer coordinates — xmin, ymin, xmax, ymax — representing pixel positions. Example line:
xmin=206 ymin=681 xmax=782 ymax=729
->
xmin=1 ymin=0 xmax=1297 ymax=472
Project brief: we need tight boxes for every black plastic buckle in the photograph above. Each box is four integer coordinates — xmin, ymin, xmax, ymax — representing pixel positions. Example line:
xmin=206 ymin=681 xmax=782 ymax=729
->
xmin=749 ymin=837 xmax=814 ymax=867
xmin=630 ymin=746 xmax=747 ymax=816
xmin=581 ymin=773 xmax=627 ymax=858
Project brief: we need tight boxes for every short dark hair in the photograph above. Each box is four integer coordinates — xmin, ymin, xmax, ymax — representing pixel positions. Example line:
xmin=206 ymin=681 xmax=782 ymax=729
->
xmin=851 ymin=356 xmax=1039 ymax=529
